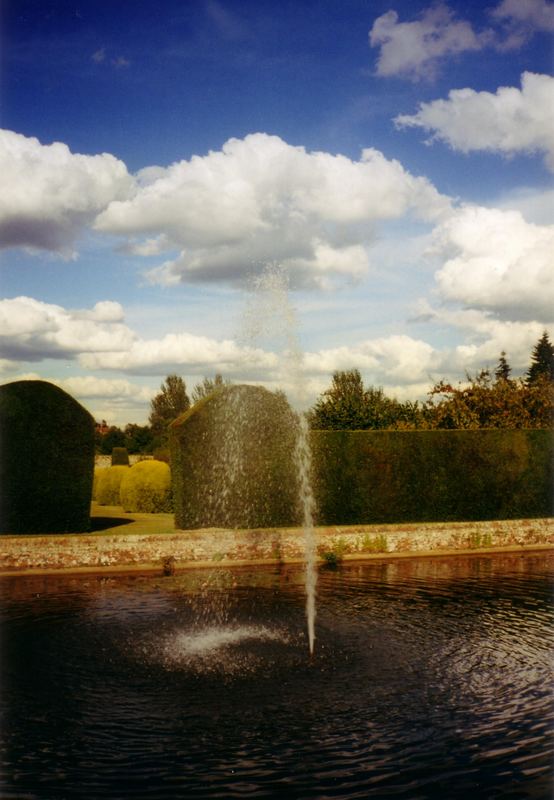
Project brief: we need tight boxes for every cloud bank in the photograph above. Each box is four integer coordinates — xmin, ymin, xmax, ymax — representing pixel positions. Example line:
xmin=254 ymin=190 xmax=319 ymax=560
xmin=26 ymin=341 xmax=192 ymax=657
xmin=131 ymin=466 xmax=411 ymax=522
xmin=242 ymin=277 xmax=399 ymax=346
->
xmin=95 ymin=133 xmax=450 ymax=289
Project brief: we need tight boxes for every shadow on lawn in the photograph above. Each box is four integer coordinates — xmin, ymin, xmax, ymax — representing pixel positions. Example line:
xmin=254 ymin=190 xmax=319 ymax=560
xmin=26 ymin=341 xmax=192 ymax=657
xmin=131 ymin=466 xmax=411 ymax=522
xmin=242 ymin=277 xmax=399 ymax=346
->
xmin=89 ymin=516 xmax=134 ymax=532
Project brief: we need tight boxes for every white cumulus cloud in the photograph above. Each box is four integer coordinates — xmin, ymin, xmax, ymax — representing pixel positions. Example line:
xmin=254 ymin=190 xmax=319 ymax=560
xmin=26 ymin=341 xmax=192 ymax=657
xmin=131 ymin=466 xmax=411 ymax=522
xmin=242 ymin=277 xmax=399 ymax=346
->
xmin=304 ymin=335 xmax=437 ymax=384
xmin=0 ymin=296 xmax=136 ymax=361
xmin=95 ymin=133 xmax=450 ymax=289
xmin=0 ymin=129 xmax=133 ymax=253
xmin=416 ymin=301 xmax=550 ymax=375
xmin=79 ymin=331 xmax=279 ymax=376
xmin=369 ymin=4 xmax=486 ymax=80
xmin=52 ymin=376 xmax=155 ymax=404
xmin=395 ymin=72 xmax=554 ymax=170
xmin=430 ymin=205 xmax=554 ymax=320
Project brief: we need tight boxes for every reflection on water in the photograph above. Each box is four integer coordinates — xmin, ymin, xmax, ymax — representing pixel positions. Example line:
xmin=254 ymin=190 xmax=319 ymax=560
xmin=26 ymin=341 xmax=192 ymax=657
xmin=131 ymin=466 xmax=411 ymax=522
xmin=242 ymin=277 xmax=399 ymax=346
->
xmin=1 ymin=552 xmax=553 ymax=799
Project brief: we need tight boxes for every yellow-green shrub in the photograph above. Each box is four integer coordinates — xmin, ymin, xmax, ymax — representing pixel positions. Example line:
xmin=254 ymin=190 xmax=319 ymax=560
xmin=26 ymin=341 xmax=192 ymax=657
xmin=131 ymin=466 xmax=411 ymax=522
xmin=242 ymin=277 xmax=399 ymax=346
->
xmin=92 ymin=466 xmax=106 ymax=501
xmin=95 ymin=465 xmax=129 ymax=506
xmin=119 ymin=460 xmax=172 ymax=513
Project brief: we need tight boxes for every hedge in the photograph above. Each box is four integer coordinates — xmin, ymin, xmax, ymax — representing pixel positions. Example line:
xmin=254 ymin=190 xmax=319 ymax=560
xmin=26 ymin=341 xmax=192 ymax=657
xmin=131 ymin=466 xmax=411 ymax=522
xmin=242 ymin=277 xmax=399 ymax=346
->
xmin=120 ymin=460 xmax=172 ymax=513
xmin=310 ymin=429 xmax=553 ymax=524
xmin=0 ymin=380 xmax=95 ymax=534
xmin=170 ymin=384 xmax=299 ymax=529
xmin=95 ymin=465 xmax=129 ymax=506
xmin=111 ymin=447 xmax=129 ymax=466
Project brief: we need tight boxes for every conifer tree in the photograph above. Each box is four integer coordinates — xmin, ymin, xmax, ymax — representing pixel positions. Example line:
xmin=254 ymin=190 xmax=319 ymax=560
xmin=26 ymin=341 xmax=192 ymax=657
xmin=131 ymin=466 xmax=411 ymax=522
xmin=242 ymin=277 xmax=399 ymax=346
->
xmin=527 ymin=332 xmax=554 ymax=384
xmin=494 ymin=351 xmax=511 ymax=381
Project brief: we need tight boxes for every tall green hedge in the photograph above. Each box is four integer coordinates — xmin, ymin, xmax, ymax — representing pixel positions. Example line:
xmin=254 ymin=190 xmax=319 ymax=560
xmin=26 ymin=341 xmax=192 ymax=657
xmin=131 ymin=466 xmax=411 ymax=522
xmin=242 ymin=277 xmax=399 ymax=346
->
xmin=111 ymin=447 xmax=129 ymax=466
xmin=310 ymin=429 xmax=553 ymax=524
xmin=170 ymin=384 xmax=299 ymax=529
xmin=0 ymin=380 xmax=95 ymax=534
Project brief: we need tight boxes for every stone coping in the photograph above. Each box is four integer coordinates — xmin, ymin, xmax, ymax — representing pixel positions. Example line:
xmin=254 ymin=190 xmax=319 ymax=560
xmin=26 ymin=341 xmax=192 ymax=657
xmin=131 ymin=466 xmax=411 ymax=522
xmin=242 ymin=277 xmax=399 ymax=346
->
xmin=0 ymin=517 xmax=552 ymax=577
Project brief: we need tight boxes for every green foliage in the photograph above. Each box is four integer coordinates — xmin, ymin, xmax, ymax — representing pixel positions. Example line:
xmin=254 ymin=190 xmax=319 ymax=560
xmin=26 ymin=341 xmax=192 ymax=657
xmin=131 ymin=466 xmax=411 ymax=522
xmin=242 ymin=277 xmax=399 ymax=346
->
xmin=0 ymin=380 xmax=95 ymax=534
xmin=191 ymin=374 xmax=230 ymax=404
xmin=95 ymin=465 xmax=129 ymax=506
xmin=120 ymin=460 xmax=173 ymax=513
xmin=92 ymin=466 xmax=104 ymax=501
xmin=360 ymin=533 xmax=388 ymax=553
xmin=170 ymin=384 xmax=299 ymax=529
xmin=124 ymin=423 xmax=154 ymax=454
xmin=149 ymin=375 xmax=190 ymax=447
xmin=96 ymin=425 xmax=126 ymax=454
xmin=424 ymin=371 xmax=553 ymax=429
xmin=309 ymin=369 xmax=421 ymax=430
xmin=469 ymin=530 xmax=493 ymax=548
xmin=111 ymin=447 xmax=129 ymax=466
xmin=310 ymin=429 xmax=553 ymax=525
xmin=527 ymin=331 xmax=554 ymax=384
xmin=309 ymin=336 xmax=553 ymax=433
xmin=319 ymin=537 xmax=351 ymax=565
xmin=153 ymin=447 xmax=171 ymax=463
xmin=321 ymin=550 xmax=341 ymax=567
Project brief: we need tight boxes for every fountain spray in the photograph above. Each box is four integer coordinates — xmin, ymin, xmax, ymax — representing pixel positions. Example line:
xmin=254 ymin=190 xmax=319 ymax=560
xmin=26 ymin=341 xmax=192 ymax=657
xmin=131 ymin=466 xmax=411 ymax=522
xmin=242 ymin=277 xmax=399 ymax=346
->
xmin=241 ymin=264 xmax=318 ymax=654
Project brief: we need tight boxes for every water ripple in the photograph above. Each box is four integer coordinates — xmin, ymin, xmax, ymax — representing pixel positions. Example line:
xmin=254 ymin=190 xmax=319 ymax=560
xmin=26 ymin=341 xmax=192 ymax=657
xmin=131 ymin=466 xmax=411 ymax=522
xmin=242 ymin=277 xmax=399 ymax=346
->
xmin=1 ymin=552 xmax=553 ymax=799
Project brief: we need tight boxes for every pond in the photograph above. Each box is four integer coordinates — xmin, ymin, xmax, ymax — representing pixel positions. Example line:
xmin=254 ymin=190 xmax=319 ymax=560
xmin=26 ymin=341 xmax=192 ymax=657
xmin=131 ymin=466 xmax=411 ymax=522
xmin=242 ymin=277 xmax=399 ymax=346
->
xmin=1 ymin=552 xmax=553 ymax=799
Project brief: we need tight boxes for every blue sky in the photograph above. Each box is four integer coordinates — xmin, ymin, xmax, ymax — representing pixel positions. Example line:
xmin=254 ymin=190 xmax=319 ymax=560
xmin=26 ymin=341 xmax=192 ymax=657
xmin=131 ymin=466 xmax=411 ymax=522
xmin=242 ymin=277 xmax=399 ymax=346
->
xmin=1 ymin=0 xmax=553 ymax=424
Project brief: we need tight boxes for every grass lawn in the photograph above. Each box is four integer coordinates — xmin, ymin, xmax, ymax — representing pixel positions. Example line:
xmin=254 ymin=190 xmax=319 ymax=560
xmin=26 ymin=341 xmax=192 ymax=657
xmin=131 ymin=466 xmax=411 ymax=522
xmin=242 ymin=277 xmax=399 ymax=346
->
xmin=90 ymin=501 xmax=175 ymax=536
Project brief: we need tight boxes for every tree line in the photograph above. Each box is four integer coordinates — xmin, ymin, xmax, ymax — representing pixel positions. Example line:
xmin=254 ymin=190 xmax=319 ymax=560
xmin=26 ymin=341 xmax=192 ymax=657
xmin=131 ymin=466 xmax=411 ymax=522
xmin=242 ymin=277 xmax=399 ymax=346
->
xmin=95 ymin=374 xmax=228 ymax=454
xmin=95 ymin=332 xmax=553 ymax=453
xmin=308 ymin=331 xmax=554 ymax=431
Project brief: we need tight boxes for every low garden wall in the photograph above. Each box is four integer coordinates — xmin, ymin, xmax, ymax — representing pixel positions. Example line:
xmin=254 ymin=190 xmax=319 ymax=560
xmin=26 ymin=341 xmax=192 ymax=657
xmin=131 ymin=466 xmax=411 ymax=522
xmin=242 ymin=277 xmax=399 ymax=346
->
xmin=1 ymin=518 xmax=552 ymax=575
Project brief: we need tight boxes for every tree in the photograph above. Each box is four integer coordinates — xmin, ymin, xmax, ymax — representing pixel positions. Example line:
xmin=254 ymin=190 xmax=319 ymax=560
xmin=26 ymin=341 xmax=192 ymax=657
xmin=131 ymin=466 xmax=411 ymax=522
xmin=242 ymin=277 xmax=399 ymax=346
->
xmin=191 ymin=374 xmax=230 ymax=404
xmin=124 ymin=423 xmax=154 ymax=454
xmin=494 ymin=351 xmax=511 ymax=382
xmin=527 ymin=331 xmax=554 ymax=384
xmin=97 ymin=425 xmax=126 ymax=454
xmin=309 ymin=369 xmax=368 ymax=430
xmin=309 ymin=369 xmax=421 ymax=430
xmin=149 ymin=375 xmax=190 ymax=446
xmin=424 ymin=369 xmax=553 ymax=429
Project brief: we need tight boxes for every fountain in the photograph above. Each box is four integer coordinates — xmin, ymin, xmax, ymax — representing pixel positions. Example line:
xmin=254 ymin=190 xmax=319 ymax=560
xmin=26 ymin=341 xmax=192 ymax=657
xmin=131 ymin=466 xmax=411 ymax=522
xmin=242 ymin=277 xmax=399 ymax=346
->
xmin=171 ymin=264 xmax=319 ymax=653
xmin=242 ymin=265 xmax=318 ymax=654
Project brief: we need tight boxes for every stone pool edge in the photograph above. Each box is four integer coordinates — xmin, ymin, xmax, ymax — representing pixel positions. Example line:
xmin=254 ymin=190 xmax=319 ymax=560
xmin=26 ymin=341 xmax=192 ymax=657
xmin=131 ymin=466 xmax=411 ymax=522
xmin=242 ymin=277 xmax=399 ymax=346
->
xmin=0 ymin=517 xmax=552 ymax=577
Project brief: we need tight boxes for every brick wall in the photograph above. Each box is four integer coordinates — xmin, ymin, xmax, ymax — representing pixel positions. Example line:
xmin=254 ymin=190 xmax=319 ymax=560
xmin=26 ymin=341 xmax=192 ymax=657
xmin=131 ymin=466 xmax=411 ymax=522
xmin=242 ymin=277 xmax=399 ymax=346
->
xmin=1 ymin=518 xmax=552 ymax=574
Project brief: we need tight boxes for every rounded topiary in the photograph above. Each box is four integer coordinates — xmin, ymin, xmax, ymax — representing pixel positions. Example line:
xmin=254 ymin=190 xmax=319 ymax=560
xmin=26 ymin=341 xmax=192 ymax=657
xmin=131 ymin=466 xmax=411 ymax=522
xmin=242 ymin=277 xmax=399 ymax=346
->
xmin=92 ymin=466 xmax=105 ymax=501
xmin=111 ymin=447 xmax=129 ymax=466
xmin=95 ymin=465 xmax=129 ymax=506
xmin=119 ymin=460 xmax=173 ymax=513
xmin=0 ymin=380 xmax=95 ymax=534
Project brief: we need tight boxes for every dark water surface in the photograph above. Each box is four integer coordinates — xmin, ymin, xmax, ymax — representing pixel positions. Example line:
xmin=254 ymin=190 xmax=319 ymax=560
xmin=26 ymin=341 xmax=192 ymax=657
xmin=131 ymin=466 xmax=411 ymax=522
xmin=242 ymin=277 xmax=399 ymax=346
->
xmin=1 ymin=552 xmax=553 ymax=799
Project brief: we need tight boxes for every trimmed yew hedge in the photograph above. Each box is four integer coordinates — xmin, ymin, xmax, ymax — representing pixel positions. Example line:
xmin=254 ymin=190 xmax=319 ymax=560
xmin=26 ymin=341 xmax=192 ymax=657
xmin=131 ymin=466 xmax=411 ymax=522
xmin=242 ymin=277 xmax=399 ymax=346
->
xmin=170 ymin=384 xmax=299 ymax=529
xmin=310 ymin=429 xmax=553 ymax=524
xmin=111 ymin=447 xmax=129 ymax=466
xmin=0 ymin=380 xmax=95 ymax=534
